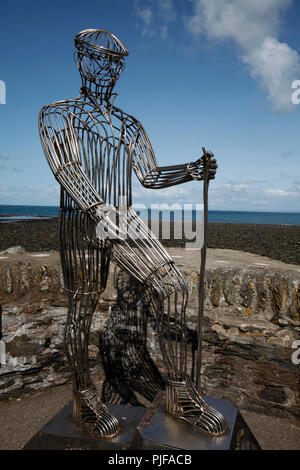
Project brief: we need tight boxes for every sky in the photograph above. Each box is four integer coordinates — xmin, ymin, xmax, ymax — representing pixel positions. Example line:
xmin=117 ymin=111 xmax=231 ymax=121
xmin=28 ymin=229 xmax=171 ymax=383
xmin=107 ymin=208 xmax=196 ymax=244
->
xmin=0 ymin=0 xmax=300 ymax=212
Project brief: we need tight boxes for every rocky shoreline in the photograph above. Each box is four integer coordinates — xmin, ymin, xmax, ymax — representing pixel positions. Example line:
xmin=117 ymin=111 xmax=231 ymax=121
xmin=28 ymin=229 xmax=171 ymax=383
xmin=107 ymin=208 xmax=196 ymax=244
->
xmin=0 ymin=217 xmax=299 ymax=266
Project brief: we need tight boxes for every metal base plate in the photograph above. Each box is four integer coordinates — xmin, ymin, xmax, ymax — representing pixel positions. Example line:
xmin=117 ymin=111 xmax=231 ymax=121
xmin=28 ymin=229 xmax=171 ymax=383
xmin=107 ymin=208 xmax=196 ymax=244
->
xmin=133 ymin=392 xmax=261 ymax=450
xmin=23 ymin=401 xmax=146 ymax=450
xmin=23 ymin=394 xmax=260 ymax=450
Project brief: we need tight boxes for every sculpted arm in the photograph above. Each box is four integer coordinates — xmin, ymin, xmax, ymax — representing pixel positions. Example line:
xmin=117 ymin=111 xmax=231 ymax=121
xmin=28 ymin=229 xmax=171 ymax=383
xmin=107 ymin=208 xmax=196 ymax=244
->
xmin=39 ymin=105 xmax=122 ymax=239
xmin=130 ymin=122 xmax=217 ymax=189
xmin=39 ymin=105 xmax=105 ymax=218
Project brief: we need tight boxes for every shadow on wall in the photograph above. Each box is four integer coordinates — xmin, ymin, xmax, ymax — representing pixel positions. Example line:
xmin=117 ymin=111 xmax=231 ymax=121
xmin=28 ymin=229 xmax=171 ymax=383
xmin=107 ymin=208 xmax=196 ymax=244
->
xmin=99 ymin=269 xmax=198 ymax=406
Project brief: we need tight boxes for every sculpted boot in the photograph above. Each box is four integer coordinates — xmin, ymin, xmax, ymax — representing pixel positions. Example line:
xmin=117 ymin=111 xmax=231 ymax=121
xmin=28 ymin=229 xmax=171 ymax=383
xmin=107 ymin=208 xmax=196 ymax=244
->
xmin=72 ymin=383 xmax=121 ymax=439
xmin=164 ymin=376 xmax=228 ymax=437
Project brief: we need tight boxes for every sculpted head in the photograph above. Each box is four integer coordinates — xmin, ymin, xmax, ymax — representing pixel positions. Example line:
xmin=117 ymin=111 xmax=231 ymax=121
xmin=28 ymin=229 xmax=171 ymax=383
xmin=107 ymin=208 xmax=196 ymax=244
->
xmin=74 ymin=29 xmax=129 ymax=87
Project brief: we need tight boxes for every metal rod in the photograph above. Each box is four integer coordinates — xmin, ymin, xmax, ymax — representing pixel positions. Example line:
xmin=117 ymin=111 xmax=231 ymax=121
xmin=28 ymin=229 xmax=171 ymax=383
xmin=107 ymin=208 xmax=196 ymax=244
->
xmin=196 ymin=147 xmax=210 ymax=393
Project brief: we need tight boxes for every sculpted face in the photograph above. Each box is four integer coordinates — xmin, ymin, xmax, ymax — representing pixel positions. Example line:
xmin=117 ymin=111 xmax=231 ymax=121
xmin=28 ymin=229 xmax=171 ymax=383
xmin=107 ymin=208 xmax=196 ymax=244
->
xmin=76 ymin=51 xmax=125 ymax=86
xmin=74 ymin=29 xmax=128 ymax=87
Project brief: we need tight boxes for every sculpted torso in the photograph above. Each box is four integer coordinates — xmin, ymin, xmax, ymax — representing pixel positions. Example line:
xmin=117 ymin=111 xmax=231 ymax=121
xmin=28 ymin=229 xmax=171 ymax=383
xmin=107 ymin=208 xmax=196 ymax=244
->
xmin=42 ymin=97 xmax=156 ymax=210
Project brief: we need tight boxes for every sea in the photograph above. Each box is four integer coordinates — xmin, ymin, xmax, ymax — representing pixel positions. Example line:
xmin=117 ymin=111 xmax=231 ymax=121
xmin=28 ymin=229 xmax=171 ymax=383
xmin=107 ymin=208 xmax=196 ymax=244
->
xmin=0 ymin=205 xmax=300 ymax=225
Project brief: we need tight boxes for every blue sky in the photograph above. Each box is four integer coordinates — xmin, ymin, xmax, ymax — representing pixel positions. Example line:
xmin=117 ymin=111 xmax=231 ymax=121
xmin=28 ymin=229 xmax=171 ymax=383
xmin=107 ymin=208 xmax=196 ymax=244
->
xmin=0 ymin=0 xmax=299 ymax=212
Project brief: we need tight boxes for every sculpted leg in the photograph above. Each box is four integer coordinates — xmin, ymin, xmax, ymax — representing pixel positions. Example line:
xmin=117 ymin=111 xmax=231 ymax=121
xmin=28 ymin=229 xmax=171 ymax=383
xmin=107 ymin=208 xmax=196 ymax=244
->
xmin=112 ymin=208 xmax=227 ymax=437
xmin=65 ymin=290 xmax=120 ymax=439
xmin=148 ymin=263 xmax=227 ymax=437
xmin=59 ymin=200 xmax=120 ymax=439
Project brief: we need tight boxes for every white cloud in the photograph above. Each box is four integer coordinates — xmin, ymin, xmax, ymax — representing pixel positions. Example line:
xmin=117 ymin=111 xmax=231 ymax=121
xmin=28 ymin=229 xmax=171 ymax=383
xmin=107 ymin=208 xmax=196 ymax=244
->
xmin=293 ymin=180 xmax=300 ymax=192
xmin=264 ymin=188 xmax=298 ymax=197
xmin=131 ymin=176 xmax=300 ymax=211
xmin=2 ymin=179 xmax=298 ymax=212
xmin=222 ymin=183 xmax=248 ymax=192
xmin=281 ymin=150 xmax=294 ymax=158
xmin=0 ymin=185 xmax=59 ymax=205
xmin=208 ymin=180 xmax=300 ymax=210
xmin=185 ymin=0 xmax=300 ymax=112
xmin=158 ymin=0 xmax=176 ymax=23
xmin=243 ymin=37 xmax=300 ymax=112
xmin=161 ymin=25 xmax=168 ymax=40
xmin=135 ymin=1 xmax=154 ymax=37
xmin=134 ymin=0 xmax=176 ymax=39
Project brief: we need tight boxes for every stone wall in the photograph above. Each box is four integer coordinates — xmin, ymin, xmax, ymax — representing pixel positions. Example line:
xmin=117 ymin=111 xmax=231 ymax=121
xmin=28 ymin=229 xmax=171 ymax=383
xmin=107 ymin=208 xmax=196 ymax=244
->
xmin=184 ymin=268 xmax=300 ymax=419
xmin=0 ymin=251 xmax=299 ymax=421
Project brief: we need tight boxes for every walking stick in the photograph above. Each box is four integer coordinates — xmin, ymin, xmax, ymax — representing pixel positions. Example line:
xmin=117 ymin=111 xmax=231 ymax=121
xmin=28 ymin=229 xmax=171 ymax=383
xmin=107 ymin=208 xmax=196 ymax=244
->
xmin=195 ymin=147 xmax=211 ymax=393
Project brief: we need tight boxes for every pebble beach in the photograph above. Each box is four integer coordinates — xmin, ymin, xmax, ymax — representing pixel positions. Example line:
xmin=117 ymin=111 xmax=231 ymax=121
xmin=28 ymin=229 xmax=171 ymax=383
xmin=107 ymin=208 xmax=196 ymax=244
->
xmin=0 ymin=217 xmax=299 ymax=266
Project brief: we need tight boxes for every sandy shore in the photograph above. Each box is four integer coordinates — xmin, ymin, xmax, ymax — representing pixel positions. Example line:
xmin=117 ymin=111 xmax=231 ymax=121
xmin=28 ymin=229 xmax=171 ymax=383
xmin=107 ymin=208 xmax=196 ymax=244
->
xmin=0 ymin=217 xmax=299 ymax=266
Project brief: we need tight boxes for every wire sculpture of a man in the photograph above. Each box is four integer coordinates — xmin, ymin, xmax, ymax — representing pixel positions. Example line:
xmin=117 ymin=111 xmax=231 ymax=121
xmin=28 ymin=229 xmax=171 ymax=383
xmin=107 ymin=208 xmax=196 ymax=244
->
xmin=39 ymin=29 xmax=227 ymax=440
